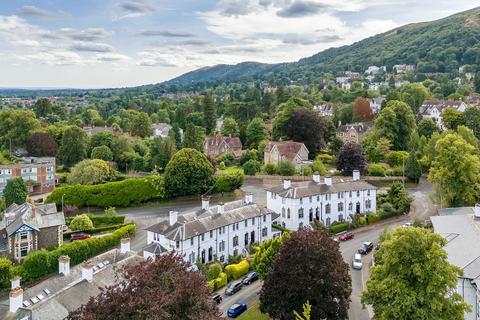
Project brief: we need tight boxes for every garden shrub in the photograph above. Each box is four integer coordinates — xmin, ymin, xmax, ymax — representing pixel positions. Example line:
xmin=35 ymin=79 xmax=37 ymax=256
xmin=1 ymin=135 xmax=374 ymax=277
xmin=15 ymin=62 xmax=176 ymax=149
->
xmin=65 ymin=214 xmax=125 ymax=226
xmin=224 ymin=260 xmax=250 ymax=280
xmin=208 ymin=272 xmax=228 ymax=291
xmin=20 ymin=249 xmax=52 ymax=282
xmin=63 ymin=223 xmax=133 ymax=239
xmin=391 ymin=166 xmax=405 ymax=176
xmin=316 ymin=153 xmax=335 ymax=165
xmin=367 ymin=212 xmax=382 ymax=223
xmin=215 ymin=153 xmax=235 ymax=167
xmin=0 ymin=258 xmax=14 ymax=290
xmin=276 ymin=160 xmax=295 ymax=176
xmin=264 ymin=163 xmax=277 ymax=175
xmin=242 ymin=159 xmax=261 ymax=176
xmin=368 ymin=163 xmax=385 ymax=177
xmin=207 ymin=262 xmax=223 ymax=281
xmin=329 ymin=222 xmax=350 ymax=234
xmin=300 ymin=165 xmax=312 ymax=176
xmin=214 ymin=170 xmax=244 ymax=192
xmin=69 ymin=214 xmax=93 ymax=231
xmin=385 ymin=151 xmax=409 ymax=167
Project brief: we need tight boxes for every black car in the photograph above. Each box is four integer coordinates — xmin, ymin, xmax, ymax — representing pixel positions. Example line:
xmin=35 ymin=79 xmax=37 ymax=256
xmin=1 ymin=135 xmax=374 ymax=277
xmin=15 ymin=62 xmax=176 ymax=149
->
xmin=212 ymin=294 xmax=222 ymax=304
xmin=358 ymin=241 xmax=374 ymax=254
xmin=225 ymin=281 xmax=243 ymax=296
xmin=242 ymin=271 xmax=259 ymax=285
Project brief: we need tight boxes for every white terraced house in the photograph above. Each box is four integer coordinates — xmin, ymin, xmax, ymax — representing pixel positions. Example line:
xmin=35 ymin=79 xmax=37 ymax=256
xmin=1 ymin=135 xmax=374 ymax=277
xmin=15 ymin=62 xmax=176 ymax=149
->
xmin=266 ymin=170 xmax=377 ymax=230
xmin=143 ymin=194 xmax=279 ymax=264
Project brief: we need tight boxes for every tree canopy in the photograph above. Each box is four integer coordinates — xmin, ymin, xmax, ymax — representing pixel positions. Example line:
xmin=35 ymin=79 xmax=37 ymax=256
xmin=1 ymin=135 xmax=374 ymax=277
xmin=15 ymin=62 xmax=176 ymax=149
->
xmin=4 ymin=177 xmax=28 ymax=207
xmin=336 ymin=142 xmax=368 ymax=176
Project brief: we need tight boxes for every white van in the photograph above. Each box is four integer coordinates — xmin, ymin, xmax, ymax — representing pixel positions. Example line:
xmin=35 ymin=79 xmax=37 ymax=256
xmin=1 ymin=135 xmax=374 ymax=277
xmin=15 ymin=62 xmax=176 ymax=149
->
xmin=352 ymin=253 xmax=363 ymax=270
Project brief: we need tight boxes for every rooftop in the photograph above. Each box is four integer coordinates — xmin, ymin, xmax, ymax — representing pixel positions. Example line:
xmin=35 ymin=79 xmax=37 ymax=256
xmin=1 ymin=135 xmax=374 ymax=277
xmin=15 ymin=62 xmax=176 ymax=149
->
xmin=1 ymin=203 xmax=64 ymax=236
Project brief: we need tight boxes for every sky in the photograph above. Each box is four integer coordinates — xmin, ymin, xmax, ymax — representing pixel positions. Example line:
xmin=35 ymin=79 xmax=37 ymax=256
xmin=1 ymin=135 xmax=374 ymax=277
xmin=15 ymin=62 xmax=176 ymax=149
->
xmin=0 ymin=0 xmax=478 ymax=88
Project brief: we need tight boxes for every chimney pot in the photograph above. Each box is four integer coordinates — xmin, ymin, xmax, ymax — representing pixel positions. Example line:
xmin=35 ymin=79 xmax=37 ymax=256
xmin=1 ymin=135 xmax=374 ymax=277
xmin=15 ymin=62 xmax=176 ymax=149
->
xmin=325 ymin=176 xmax=332 ymax=186
xmin=245 ymin=193 xmax=253 ymax=204
xmin=9 ymin=287 xmax=23 ymax=313
xmin=120 ymin=238 xmax=131 ymax=254
xmin=218 ymin=203 xmax=225 ymax=215
xmin=201 ymin=196 xmax=210 ymax=210
xmin=81 ymin=261 xmax=94 ymax=282
xmin=283 ymin=180 xmax=291 ymax=190
xmin=11 ymin=276 xmax=21 ymax=290
xmin=312 ymin=172 xmax=320 ymax=183
xmin=475 ymin=204 xmax=480 ymax=219
xmin=353 ymin=170 xmax=360 ymax=181
xmin=59 ymin=255 xmax=70 ymax=276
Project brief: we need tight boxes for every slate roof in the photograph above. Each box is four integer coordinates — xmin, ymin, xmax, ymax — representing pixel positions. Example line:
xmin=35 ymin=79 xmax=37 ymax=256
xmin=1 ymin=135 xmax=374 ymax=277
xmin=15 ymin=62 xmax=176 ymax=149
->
xmin=1 ymin=203 xmax=64 ymax=236
xmin=204 ymin=135 xmax=242 ymax=150
xmin=337 ymin=122 xmax=372 ymax=134
xmin=143 ymin=242 xmax=169 ymax=255
xmin=146 ymin=200 xmax=274 ymax=241
xmin=264 ymin=141 xmax=307 ymax=161
xmin=266 ymin=179 xmax=376 ymax=199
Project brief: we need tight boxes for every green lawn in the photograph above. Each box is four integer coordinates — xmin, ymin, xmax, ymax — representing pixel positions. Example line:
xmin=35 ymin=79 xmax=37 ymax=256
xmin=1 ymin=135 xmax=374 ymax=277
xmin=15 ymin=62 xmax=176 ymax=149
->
xmin=238 ymin=303 xmax=269 ymax=320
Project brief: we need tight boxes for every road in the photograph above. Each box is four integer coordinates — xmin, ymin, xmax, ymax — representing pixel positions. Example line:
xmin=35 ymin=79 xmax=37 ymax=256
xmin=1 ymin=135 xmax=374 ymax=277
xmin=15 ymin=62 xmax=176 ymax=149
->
xmin=217 ymin=280 xmax=263 ymax=316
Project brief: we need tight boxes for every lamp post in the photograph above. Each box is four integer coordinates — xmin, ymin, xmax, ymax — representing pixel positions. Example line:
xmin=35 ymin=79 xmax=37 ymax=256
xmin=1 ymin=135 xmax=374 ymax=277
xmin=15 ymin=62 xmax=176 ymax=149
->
xmin=61 ymin=193 xmax=66 ymax=213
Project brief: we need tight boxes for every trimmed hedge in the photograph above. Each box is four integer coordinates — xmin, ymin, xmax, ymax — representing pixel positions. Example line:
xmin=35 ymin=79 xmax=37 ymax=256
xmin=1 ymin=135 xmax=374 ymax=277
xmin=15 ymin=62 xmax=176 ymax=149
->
xmin=63 ymin=223 xmax=133 ymax=239
xmin=19 ymin=224 xmax=136 ymax=283
xmin=224 ymin=259 xmax=250 ymax=280
xmin=214 ymin=171 xmax=244 ymax=193
xmin=65 ymin=214 xmax=125 ymax=227
xmin=46 ymin=175 xmax=165 ymax=208
xmin=329 ymin=222 xmax=350 ymax=234
xmin=272 ymin=223 xmax=290 ymax=233
xmin=208 ymin=272 xmax=228 ymax=291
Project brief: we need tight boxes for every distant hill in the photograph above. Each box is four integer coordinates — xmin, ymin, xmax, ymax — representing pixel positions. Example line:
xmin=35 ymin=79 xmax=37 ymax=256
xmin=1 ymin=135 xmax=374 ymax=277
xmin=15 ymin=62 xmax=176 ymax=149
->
xmin=165 ymin=6 xmax=480 ymax=86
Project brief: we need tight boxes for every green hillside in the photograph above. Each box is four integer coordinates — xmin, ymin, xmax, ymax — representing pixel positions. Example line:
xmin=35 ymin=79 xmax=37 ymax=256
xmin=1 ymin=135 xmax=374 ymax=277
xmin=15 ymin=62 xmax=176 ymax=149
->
xmin=166 ymin=6 xmax=480 ymax=86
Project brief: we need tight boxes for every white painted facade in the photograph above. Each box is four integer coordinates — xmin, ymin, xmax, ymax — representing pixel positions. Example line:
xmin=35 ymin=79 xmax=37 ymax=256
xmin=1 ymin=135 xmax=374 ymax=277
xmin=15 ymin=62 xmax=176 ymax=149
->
xmin=266 ymin=171 xmax=377 ymax=231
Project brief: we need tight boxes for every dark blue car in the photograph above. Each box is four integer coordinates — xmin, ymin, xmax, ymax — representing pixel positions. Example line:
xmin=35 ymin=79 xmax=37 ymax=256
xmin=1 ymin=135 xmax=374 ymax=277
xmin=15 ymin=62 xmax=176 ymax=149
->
xmin=227 ymin=302 xmax=247 ymax=318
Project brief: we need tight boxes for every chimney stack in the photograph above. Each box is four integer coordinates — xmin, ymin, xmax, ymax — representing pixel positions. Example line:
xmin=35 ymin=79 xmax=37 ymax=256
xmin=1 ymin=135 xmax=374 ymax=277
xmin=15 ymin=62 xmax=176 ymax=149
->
xmin=9 ymin=287 xmax=23 ymax=313
xmin=169 ymin=211 xmax=178 ymax=226
xmin=11 ymin=276 xmax=21 ymax=290
xmin=475 ymin=204 xmax=480 ymax=220
xmin=352 ymin=170 xmax=360 ymax=181
xmin=312 ymin=172 xmax=320 ymax=183
xmin=325 ymin=176 xmax=332 ymax=186
xmin=120 ymin=238 xmax=131 ymax=254
xmin=218 ymin=203 xmax=225 ymax=215
xmin=283 ymin=180 xmax=291 ymax=190
xmin=245 ymin=193 xmax=253 ymax=204
xmin=81 ymin=261 xmax=94 ymax=282
xmin=201 ymin=196 xmax=210 ymax=210
xmin=59 ymin=256 xmax=70 ymax=276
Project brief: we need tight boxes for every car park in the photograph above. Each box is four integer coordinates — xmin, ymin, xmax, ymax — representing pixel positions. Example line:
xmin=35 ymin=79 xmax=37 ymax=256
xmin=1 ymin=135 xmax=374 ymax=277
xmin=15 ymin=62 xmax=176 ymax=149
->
xmin=212 ymin=293 xmax=222 ymax=304
xmin=337 ymin=231 xmax=354 ymax=241
xmin=352 ymin=253 xmax=363 ymax=270
xmin=225 ymin=281 xmax=243 ymax=296
xmin=358 ymin=241 xmax=374 ymax=254
xmin=242 ymin=271 xmax=259 ymax=285
xmin=227 ymin=302 xmax=247 ymax=318
xmin=70 ymin=233 xmax=91 ymax=241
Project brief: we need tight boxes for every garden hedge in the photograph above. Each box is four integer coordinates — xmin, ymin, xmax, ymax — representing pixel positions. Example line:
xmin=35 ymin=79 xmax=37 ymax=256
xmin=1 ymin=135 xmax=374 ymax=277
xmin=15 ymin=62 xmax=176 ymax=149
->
xmin=224 ymin=259 xmax=250 ymax=280
xmin=214 ymin=171 xmax=244 ymax=193
xmin=65 ymin=214 xmax=125 ymax=226
xmin=208 ymin=272 xmax=228 ymax=291
xmin=19 ymin=224 xmax=136 ymax=283
xmin=329 ymin=222 xmax=350 ymax=234
xmin=46 ymin=175 xmax=165 ymax=208
xmin=63 ymin=223 xmax=133 ymax=239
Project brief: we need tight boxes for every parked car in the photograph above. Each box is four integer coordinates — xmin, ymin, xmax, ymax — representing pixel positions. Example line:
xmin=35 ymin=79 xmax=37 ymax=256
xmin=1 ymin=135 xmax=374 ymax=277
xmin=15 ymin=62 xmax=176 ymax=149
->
xmin=70 ymin=233 xmax=91 ymax=241
xmin=227 ymin=302 xmax=247 ymax=318
xmin=358 ymin=241 xmax=374 ymax=254
xmin=212 ymin=293 xmax=222 ymax=304
xmin=402 ymin=222 xmax=413 ymax=227
xmin=242 ymin=271 xmax=259 ymax=285
xmin=225 ymin=281 xmax=243 ymax=296
xmin=352 ymin=253 xmax=363 ymax=270
xmin=62 ymin=225 xmax=69 ymax=232
xmin=337 ymin=231 xmax=354 ymax=241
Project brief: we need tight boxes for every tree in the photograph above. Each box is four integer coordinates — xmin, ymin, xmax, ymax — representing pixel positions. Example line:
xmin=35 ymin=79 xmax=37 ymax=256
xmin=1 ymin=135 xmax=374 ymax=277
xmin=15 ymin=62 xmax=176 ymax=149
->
xmin=183 ymin=124 xmax=206 ymax=151
xmin=284 ymin=108 xmax=326 ymax=158
xmin=475 ymin=72 xmax=480 ymax=93
xmin=90 ymin=131 xmax=114 ymax=150
xmin=203 ymin=93 xmax=217 ymax=135
xmin=400 ymin=83 xmax=430 ymax=114
xmin=253 ymin=232 xmax=290 ymax=279
xmin=68 ymin=159 xmax=117 ymax=185
xmin=272 ymin=97 xmax=310 ymax=140
xmin=260 ymin=228 xmax=351 ymax=320
xmin=164 ymin=148 xmax=215 ymax=197
xmin=277 ymin=160 xmax=296 ymax=176
xmin=69 ymin=214 xmax=94 ymax=231
xmin=428 ymin=133 xmax=480 ymax=207
xmin=150 ymin=136 xmax=177 ymax=171
xmin=242 ymin=159 xmax=261 ymax=175
xmin=91 ymin=146 xmax=113 ymax=161
xmin=312 ymin=156 xmax=327 ymax=175
xmin=417 ymin=118 xmax=439 ymax=138
xmin=385 ymin=181 xmax=413 ymax=213
xmin=362 ymin=227 xmax=471 ymax=320
xmin=374 ymin=100 xmax=416 ymax=150
xmin=463 ymin=107 xmax=480 ymax=139
xmin=246 ymin=117 xmax=267 ymax=149
xmin=26 ymin=132 xmax=58 ymax=157
xmin=0 ymin=109 xmax=41 ymax=148
xmin=34 ymin=98 xmax=53 ymax=118
xmin=336 ymin=142 xmax=368 ymax=176
xmin=69 ymin=253 xmax=222 ymax=320
xmin=0 ymin=258 xmax=13 ymax=290
xmin=59 ymin=126 xmax=88 ymax=168
xmin=294 ymin=302 xmax=312 ymax=320
xmin=4 ymin=177 xmax=28 ymax=207
xmin=352 ymin=97 xmax=373 ymax=121
xmin=130 ymin=112 xmax=152 ymax=138
xmin=405 ymin=152 xmax=422 ymax=183
xmin=442 ymin=108 xmax=464 ymax=130
xmin=221 ymin=117 xmax=240 ymax=136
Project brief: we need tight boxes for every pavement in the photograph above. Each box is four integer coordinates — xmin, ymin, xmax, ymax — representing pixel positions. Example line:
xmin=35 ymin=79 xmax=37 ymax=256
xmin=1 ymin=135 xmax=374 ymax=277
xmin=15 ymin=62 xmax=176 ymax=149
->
xmin=217 ymin=280 xmax=263 ymax=317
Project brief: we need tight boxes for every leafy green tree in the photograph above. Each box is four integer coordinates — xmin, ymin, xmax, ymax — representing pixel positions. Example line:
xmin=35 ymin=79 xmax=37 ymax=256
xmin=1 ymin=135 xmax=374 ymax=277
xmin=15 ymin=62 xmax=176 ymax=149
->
xmin=34 ymin=98 xmax=53 ymax=118
xmin=374 ymin=100 xmax=416 ymax=150
xmin=242 ymin=159 xmax=261 ymax=175
xmin=272 ymin=97 xmax=310 ymax=140
xmin=336 ymin=142 xmax=368 ymax=176
xmin=164 ymin=148 xmax=214 ymax=197
xmin=185 ymin=112 xmax=204 ymax=127
xmin=68 ymin=159 xmax=117 ymax=185
xmin=417 ymin=118 xmax=439 ymax=138
xmin=333 ymin=104 xmax=353 ymax=127
xmin=157 ymin=109 xmax=170 ymax=123
xmin=246 ymin=117 xmax=267 ymax=149
xmin=405 ymin=152 xmax=422 ymax=183
xmin=442 ymin=108 xmax=464 ymax=130
xmin=312 ymin=155 xmax=328 ymax=175
xmin=4 ymin=177 xmax=28 ymax=207
xmin=69 ymin=214 xmax=94 ymax=231
xmin=277 ymin=160 xmax=296 ymax=176
xmin=0 ymin=258 xmax=13 ymax=290
xmin=203 ymin=93 xmax=217 ymax=134
xmin=362 ymin=227 xmax=471 ymax=320
xmin=429 ymin=133 xmax=480 ymax=207
xmin=91 ymin=146 xmax=113 ymax=161
xmin=150 ymin=136 xmax=176 ymax=171
xmin=130 ymin=112 xmax=152 ymax=138
xmin=90 ymin=131 xmax=114 ymax=150
xmin=0 ymin=109 xmax=41 ymax=148
xmin=260 ymin=228 xmax=351 ymax=320
xmin=456 ymin=125 xmax=478 ymax=147
xmin=253 ymin=232 xmax=290 ymax=279
xmin=59 ymin=126 xmax=88 ymax=168
xmin=183 ymin=124 xmax=205 ymax=151
xmin=221 ymin=117 xmax=240 ymax=137
xmin=463 ymin=107 xmax=480 ymax=139
xmin=83 ymin=109 xmax=103 ymax=126
xmin=475 ymin=72 xmax=480 ymax=93
xmin=400 ymin=83 xmax=430 ymax=113
xmin=385 ymin=181 xmax=412 ymax=213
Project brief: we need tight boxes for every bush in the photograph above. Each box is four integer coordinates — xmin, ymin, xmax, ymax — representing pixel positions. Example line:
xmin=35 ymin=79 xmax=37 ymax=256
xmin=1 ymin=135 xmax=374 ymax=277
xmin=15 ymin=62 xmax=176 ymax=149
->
xmin=215 ymin=153 xmax=235 ymax=166
xmin=368 ymin=163 xmax=386 ymax=177
xmin=208 ymin=272 xmax=228 ymax=291
xmin=367 ymin=212 xmax=382 ymax=223
xmin=272 ymin=223 xmax=290 ymax=233
xmin=207 ymin=262 xmax=223 ymax=281
xmin=69 ymin=214 xmax=94 ymax=231
xmin=312 ymin=158 xmax=328 ymax=175
xmin=227 ymin=255 xmax=243 ymax=264
xmin=277 ymin=160 xmax=296 ymax=176
xmin=264 ymin=163 xmax=277 ymax=175
xmin=329 ymin=222 xmax=350 ymax=234
xmin=243 ymin=159 xmax=261 ymax=175
xmin=316 ymin=153 xmax=335 ymax=165
xmin=214 ymin=170 xmax=244 ymax=192
xmin=20 ymin=249 xmax=52 ymax=282
xmin=67 ymin=159 xmax=118 ymax=185
xmin=46 ymin=175 xmax=165 ymax=208
xmin=385 ymin=151 xmax=409 ymax=167
xmin=391 ymin=166 xmax=404 ymax=176
xmin=379 ymin=202 xmax=396 ymax=219
xmin=66 ymin=214 xmax=125 ymax=226
xmin=240 ymin=150 xmax=258 ymax=166
xmin=224 ymin=260 xmax=250 ymax=280
xmin=63 ymin=223 xmax=133 ymax=239
xmin=91 ymin=146 xmax=113 ymax=161
xmin=0 ymin=258 xmax=14 ymax=290
xmin=300 ymin=165 xmax=312 ymax=176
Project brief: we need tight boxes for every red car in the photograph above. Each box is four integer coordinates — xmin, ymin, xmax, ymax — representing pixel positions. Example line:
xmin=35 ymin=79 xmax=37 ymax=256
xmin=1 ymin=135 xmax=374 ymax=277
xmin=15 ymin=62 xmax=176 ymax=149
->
xmin=337 ymin=231 xmax=354 ymax=241
xmin=70 ymin=233 xmax=91 ymax=241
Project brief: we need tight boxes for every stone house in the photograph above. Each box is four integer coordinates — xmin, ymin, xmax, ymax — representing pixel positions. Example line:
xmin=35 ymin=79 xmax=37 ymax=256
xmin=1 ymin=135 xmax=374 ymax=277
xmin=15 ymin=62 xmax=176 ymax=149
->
xmin=337 ymin=122 xmax=372 ymax=144
xmin=264 ymin=141 xmax=309 ymax=169
xmin=203 ymin=135 xmax=243 ymax=159
xmin=0 ymin=203 xmax=65 ymax=262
